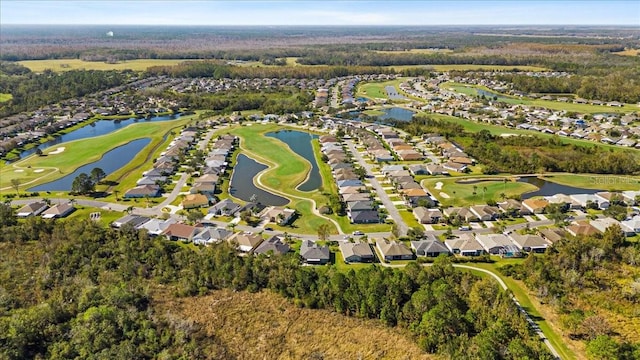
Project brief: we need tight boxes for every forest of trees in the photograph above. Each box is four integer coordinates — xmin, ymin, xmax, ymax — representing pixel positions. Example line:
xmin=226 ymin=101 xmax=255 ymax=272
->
xmin=500 ymin=225 xmax=640 ymax=359
xmin=398 ymin=116 xmax=640 ymax=175
xmin=0 ymin=67 xmax=128 ymax=117
xmin=0 ymin=212 xmax=552 ymax=359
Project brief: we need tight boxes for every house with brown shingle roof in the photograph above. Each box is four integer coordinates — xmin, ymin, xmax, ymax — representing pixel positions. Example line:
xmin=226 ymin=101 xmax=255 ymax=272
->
xmin=162 ymin=223 xmax=200 ymax=242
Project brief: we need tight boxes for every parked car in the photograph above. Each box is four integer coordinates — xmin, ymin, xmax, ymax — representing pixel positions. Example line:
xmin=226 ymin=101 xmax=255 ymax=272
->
xmin=352 ymin=230 xmax=364 ymax=236
xmin=458 ymin=226 xmax=471 ymax=231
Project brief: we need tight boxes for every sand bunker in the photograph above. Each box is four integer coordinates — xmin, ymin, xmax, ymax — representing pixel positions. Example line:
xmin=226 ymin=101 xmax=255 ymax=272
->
xmin=439 ymin=192 xmax=450 ymax=199
xmin=33 ymin=169 xmax=44 ymax=173
xmin=48 ymin=147 xmax=66 ymax=155
xmin=434 ymin=181 xmax=443 ymax=190
xmin=14 ymin=169 xmax=24 ymax=173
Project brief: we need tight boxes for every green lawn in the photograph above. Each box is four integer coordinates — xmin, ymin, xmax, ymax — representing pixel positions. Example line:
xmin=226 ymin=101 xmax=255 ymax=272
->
xmin=18 ymin=59 xmax=195 ymax=72
xmin=422 ymin=176 xmax=538 ymax=207
xmin=442 ymin=82 xmax=640 ymax=114
xmin=400 ymin=209 xmax=421 ymax=228
xmin=0 ymin=115 xmax=193 ymax=193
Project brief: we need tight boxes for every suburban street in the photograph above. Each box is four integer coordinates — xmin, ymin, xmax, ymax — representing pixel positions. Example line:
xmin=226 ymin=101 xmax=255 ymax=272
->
xmin=345 ymin=139 xmax=409 ymax=236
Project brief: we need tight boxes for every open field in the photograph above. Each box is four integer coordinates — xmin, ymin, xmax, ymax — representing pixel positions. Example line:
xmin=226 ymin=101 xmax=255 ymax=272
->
xmin=153 ymin=288 xmax=432 ymax=360
xmin=442 ymin=82 xmax=640 ymax=113
xmin=422 ymin=176 xmax=538 ymax=207
xmin=612 ymin=49 xmax=640 ymax=57
xmin=17 ymin=59 xmax=194 ymax=72
xmin=0 ymin=116 xmax=192 ymax=192
xmin=357 ymin=79 xmax=406 ymax=100
xmin=0 ymin=93 xmax=12 ymax=103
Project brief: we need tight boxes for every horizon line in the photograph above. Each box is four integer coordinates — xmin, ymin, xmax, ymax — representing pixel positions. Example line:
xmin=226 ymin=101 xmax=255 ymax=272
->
xmin=3 ymin=23 xmax=640 ymax=27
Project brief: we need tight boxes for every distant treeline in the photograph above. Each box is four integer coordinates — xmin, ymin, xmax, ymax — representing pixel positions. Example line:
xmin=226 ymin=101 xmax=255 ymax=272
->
xmin=0 ymin=214 xmax=553 ymax=359
xmin=0 ymin=67 xmax=128 ymax=118
xmin=145 ymin=61 xmax=401 ymax=79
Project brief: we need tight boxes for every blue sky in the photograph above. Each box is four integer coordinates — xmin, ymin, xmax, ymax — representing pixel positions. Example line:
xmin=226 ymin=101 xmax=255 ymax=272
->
xmin=2 ymin=1 xmax=639 ymax=26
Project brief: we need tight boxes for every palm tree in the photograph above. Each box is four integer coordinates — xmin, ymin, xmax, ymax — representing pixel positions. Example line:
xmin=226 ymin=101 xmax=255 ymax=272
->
xmin=113 ymin=190 xmax=120 ymax=201
xmin=482 ymin=186 xmax=488 ymax=201
xmin=500 ymin=193 xmax=507 ymax=202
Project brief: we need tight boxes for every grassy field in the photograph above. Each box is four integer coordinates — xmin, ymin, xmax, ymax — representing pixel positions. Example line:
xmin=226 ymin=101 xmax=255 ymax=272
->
xmin=442 ymin=82 xmax=640 ymax=113
xmin=18 ymin=58 xmax=194 ymax=72
xmin=357 ymin=79 xmax=406 ymax=100
xmin=540 ymin=173 xmax=640 ymax=191
xmin=0 ymin=93 xmax=12 ymax=103
xmin=0 ymin=116 xmax=192 ymax=192
xmin=422 ymin=176 xmax=538 ymax=207
xmin=153 ymin=288 xmax=433 ymax=360
xmin=612 ymin=49 xmax=639 ymax=57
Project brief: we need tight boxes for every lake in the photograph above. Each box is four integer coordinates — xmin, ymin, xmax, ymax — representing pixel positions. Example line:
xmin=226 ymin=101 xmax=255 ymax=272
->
xmin=229 ymin=154 xmax=289 ymax=206
xmin=19 ymin=113 xmax=182 ymax=159
xmin=266 ymin=130 xmax=320 ymax=192
xmin=29 ymin=138 xmax=151 ymax=192
xmin=340 ymin=107 xmax=416 ymax=123
xmin=519 ymin=177 xmax=603 ymax=199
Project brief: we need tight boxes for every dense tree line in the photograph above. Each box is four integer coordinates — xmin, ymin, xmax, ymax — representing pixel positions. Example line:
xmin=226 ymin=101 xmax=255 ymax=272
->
xmin=500 ymin=225 xmax=640 ymax=359
xmin=397 ymin=116 xmax=640 ymax=175
xmin=0 ymin=70 xmax=128 ymax=117
xmin=0 ymin=213 xmax=551 ymax=359
xmin=146 ymin=61 xmax=396 ymax=79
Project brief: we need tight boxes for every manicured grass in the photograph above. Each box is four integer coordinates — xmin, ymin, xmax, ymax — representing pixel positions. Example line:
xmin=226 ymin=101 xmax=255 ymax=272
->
xmin=333 ymin=215 xmax=392 ymax=234
xmin=357 ymin=79 xmax=409 ymax=100
xmin=442 ymin=81 xmax=640 ymax=113
xmin=18 ymin=59 xmax=194 ymax=72
xmin=0 ymin=93 xmax=12 ymax=103
xmin=540 ymin=173 xmax=640 ymax=191
xmin=400 ymin=209 xmax=421 ymax=229
xmin=0 ymin=116 xmax=193 ymax=192
xmin=422 ymin=176 xmax=538 ymax=207
xmin=64 ymin=206 xmax=125 ymax=227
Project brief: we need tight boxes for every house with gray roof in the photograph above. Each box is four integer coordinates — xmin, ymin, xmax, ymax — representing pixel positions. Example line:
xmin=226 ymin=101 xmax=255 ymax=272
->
xmin=509 ymin=234 xmax=550 ymax=253
xmin=41 ymin=202 xmax=75 ymax=219
xmin=300 ymin=240 xmax=330 ymax=265
xmin=193 ymin=227 xmax=233 ymax=245
xmin=254 ymin=235 xmax=291 ymax=256
xmin=411 ymin=240 xmax=451 ymax=257
xmin=16 ymin=202 xmax=48 ymax=217
xmin=339 ymin=240 xmax=375 ymax=263
xmin=376 ymin=239 xmax=414 ymax=261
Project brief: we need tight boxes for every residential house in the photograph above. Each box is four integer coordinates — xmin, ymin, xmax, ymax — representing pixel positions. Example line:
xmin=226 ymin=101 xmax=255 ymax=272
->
xmin=376 ymin=239 xmax=414 ymax=261
xmin=208 ymin=199 xmax=242 ymax=216
xmin=425 ymin=164 xmax=449 ymax=176
xmin=411 ymin=240 xmax=451 ymax=257
xmin=300 ymin=240 xmax=330 ymax=264
xmin=138 ymin=218 xmax=177 ymax=236
xmin=162 ymin=223 xmax=200 ymax=242
xmin=443 ymin=207 xmax=479 ymax=223
xmin=522 ymin=198 xmax=549 ymax=214
xmin=402 ymin=188 xmax=434 ymax=208
xmin=228 ymin=232 xmax=264 ymax=252
xmin=442 ymin=161 xmax=467 ymax=173
xmin=566 ymin=221 xmax=601 ymax=237
xmin=539 ymin=228 xmax=568 ymax=244
xmin=16 ymin=202 xmax=48 ymax=217
xmin=412 ymin=207 xmax=443 ymax=224
xmin=621 ymin=216 xmax=640 ymax=236
xmin=475 ymin=234 xmax=521 ymax=257
xmin=339 ymin=240 xmax=375 ymax=263
xmin=470 ymin=205 xmax=500 ymax=221
xmin=509 ymin=234 xmax=550 ymax=253
xmin=591 ymin=218 xmax=626 ymax=236
xmin=498 ymin=199 xmax=531 ymax=216
xmin=41 ymin=202 xmax=75 ymax=219
xmin=111 ymin=214 xmax=151 ymax=229
xmin=570 ymin=194 xmax=610 ymax=210
xmin=253 ymin=235 xmax=291 ymax=256
xmin=445 ymin=234 xmax=485 ymax=256
xmin=349 ymin=210 xmax=380 ymax=224
xmin=124 ymin=185 xmax=161 ymax=198
xmin=181 ymin=194 xmax=210 ymax=209
xmin=408 ymin=164 xmax=429 ymax=176
xmin=260 ymin=207 xmax=296 ymax=226
xmin=193 ymin=227 xmax=233 ymax=245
